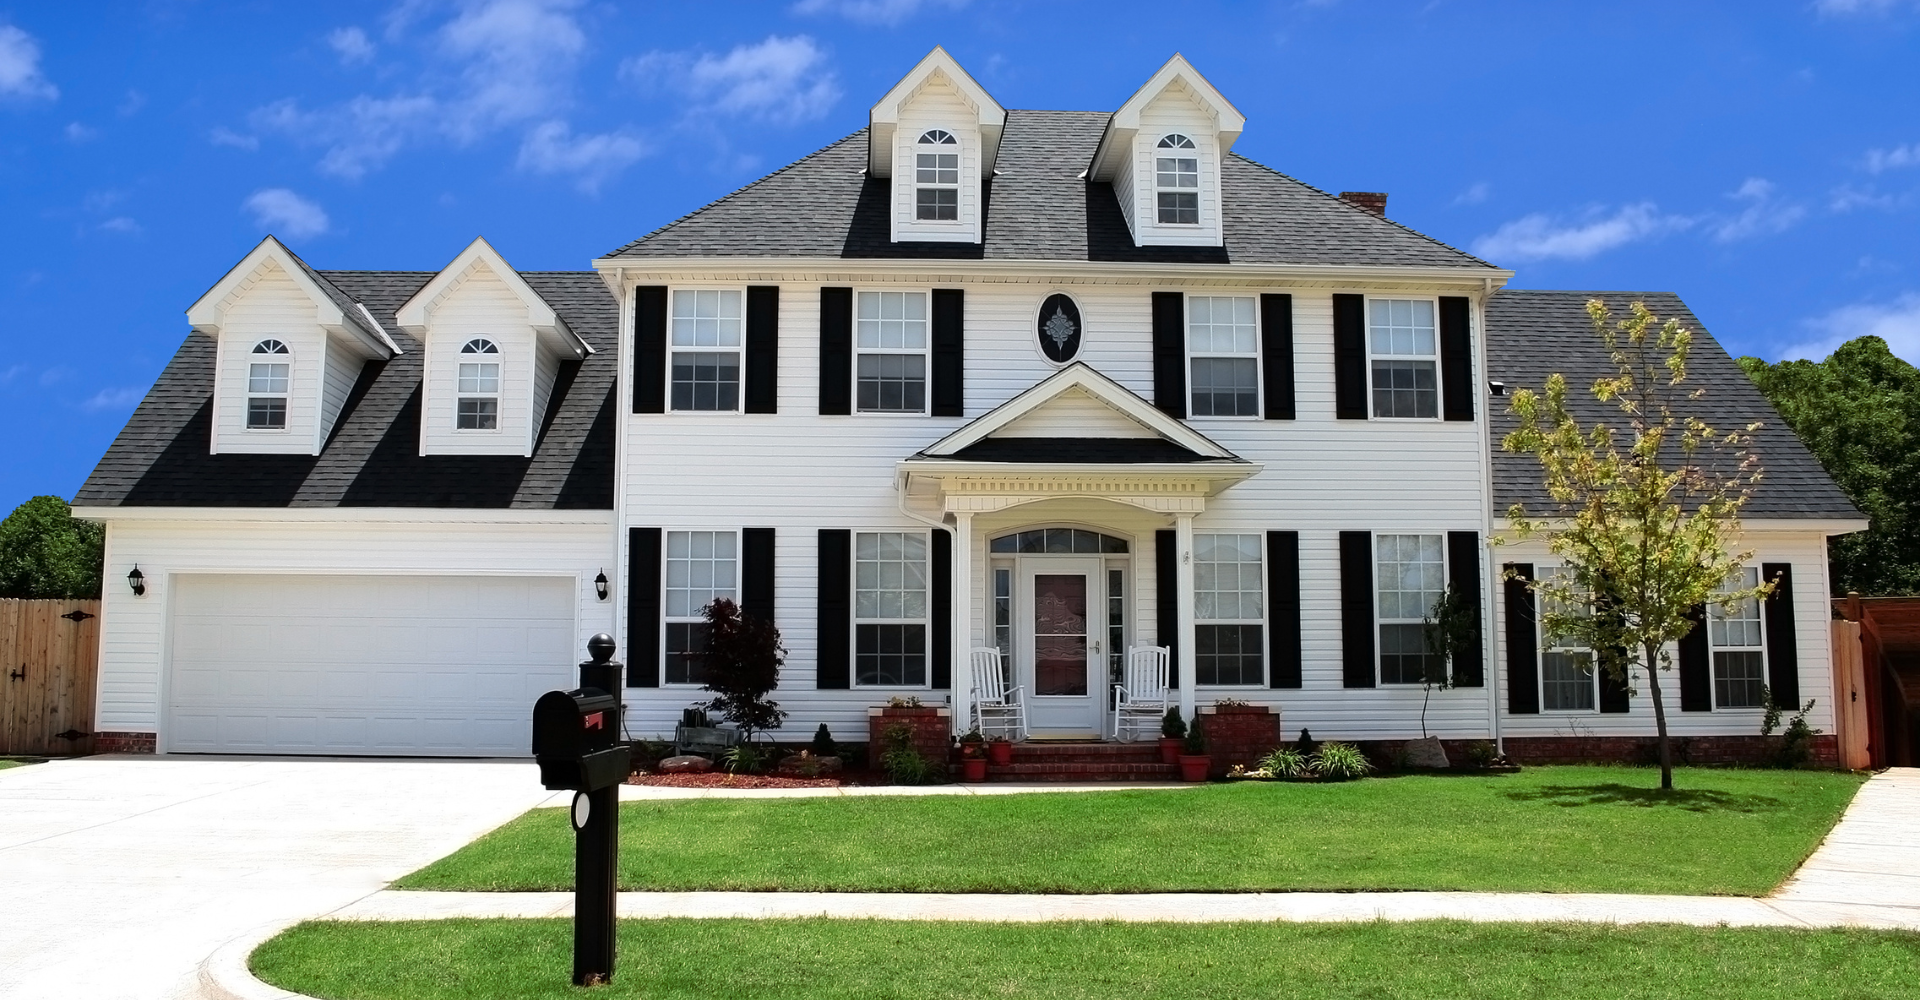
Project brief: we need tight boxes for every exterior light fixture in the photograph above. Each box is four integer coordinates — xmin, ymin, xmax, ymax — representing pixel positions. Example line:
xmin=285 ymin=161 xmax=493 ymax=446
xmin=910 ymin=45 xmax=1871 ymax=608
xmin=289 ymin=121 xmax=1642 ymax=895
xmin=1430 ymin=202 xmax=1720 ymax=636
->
xmin=127 ymin=565 xmax=146 ymax=597
xmin=594 ymin=570 xmax=609 ymax=601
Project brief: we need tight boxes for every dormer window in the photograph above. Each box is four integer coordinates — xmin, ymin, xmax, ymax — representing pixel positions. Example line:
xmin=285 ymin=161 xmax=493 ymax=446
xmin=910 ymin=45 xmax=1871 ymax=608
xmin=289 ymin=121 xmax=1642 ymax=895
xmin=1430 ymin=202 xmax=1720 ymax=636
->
xmin=915 ymin=129 xmax=959 ymax=221
xmin=457 ymin=338 xmax=501 ymax=430
xmin=247 ymin=339 xmax=290 ymax=429
xmin=1156 ymin=134 xmax=1199 ymax=225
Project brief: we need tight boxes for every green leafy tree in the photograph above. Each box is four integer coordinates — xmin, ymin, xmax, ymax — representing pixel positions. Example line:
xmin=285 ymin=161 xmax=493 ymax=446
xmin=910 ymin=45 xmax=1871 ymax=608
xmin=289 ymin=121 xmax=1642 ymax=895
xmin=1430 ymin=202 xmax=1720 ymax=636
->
xmin=1502 ymin=301 xmax=1770 ymax=790
xmin=1418 ymin=584 xmax=1476 ymax=739
xmin=0 ymin=496 xmax=104 ymax=600
xmin=1739 ymin=337 xmax=1920 ymax=596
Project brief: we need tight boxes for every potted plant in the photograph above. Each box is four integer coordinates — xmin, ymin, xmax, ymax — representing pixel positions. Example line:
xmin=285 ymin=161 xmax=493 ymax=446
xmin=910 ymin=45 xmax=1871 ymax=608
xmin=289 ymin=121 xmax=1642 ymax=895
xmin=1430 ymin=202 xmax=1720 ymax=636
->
xmin=986 ymin=734 xmax=1014 ymax=766
xmin=1159 ymin=706 xmax=1187 ymax=765
xmin=1178 ymin=716 xmax=1211 ymax=782
xmin=956 ymin=727 xmax=988 ymax=781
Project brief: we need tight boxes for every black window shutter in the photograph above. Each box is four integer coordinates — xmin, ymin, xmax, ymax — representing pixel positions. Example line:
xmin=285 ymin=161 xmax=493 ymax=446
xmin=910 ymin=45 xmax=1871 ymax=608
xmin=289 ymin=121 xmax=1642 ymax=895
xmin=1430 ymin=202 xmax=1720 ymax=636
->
xmin=1333 ymin=294 xmax=1368 ymax=420
xmin=1599 ymin=660 xmax=1632 ymax=713
xmin=633 ymin=286 xmax=668 ymax=414
xmin=819 ymin=287 xmax=852 ymax=416
xmin=930 ymin=529 xmax=952 ymax=689
xmin=626 ymin=527 xmax=661 ymax=687
xmin=1447 ymin=531 xmax=1484 ymax=687
xmin=1266 ymin=530 xmax=1302 ymax=688
xmin=745 ymin=286 xmax=779 ymax=414
xmin=1156 ymin=529 xmax=1179 ymax=687
xmin=931 ymin=289 xmax=964 ymax=417
xmin=1763 ymin=563 xmax=1799 ymax=709
xmin=816 ymin=529 xmax=851 ymax=689
xmin=1503 ymin=563 xmax=1539 ymax=714
xmin=1440 ymin=296 xmax=1473 ymax=422
xmin=1151 ymin=292 xmax=1186 ymax=419
xmin=1339 ymin=530 xmax=1376 ymax=687
xmin=742 ymin=527 xmax=775 ymax=623
xmin=1679 ymin=604 xmax=1711 ymax=711
xmin=1260 ymin=293 xmax=1295 ymax=420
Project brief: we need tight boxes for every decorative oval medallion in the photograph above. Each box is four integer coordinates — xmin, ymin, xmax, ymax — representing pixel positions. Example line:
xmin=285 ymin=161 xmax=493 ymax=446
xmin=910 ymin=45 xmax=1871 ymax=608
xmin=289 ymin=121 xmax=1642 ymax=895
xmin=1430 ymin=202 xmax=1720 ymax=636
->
xmin=1036 ymin=294 xmax=1082 ymax=364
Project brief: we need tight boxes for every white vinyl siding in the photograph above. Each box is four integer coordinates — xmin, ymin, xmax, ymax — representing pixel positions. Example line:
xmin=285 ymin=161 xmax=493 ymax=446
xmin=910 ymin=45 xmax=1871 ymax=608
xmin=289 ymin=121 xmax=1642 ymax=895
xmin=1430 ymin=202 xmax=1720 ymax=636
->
xmin=1710 ymin=566 xmax=1767 ymax=709
xmin=419 ymin=264 xmax=540 ymax=456
xmin=212 ymin=262 xmax=325 ymax=455
xmin=1126 ymin=84 xmax=1223 ymax=246
xmin=854 ymin=531 xmax=929 ymax=687
xmin=1194 ymin=533 xmax=1263 ymax=686
xmin=891 ymin=78 xmax=980 ymax=243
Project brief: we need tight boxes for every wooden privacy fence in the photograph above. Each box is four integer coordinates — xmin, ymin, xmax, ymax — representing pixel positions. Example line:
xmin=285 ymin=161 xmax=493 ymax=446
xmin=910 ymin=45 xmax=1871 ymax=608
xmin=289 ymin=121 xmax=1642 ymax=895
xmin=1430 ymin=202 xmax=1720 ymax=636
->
xmin=0 ymin=599 xmax=101 ymax=756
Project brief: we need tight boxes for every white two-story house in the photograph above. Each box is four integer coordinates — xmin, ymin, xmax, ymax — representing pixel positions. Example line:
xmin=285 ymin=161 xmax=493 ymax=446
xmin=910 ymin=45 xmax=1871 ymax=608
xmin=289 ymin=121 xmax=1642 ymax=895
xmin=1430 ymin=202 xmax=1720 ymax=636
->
xmin=74 ymin=50 xmax=1861 ymax=762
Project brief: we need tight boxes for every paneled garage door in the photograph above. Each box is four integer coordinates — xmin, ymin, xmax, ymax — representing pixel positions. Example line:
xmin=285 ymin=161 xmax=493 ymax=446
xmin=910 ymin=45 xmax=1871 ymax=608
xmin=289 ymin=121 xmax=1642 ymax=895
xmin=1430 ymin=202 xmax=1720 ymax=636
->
xmin=167 ymin=574 xmax=576 ymax=756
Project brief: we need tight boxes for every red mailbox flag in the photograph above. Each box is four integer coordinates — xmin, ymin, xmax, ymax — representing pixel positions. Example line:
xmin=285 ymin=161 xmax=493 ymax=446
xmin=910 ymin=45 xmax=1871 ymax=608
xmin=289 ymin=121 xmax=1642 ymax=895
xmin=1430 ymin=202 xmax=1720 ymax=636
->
xmin=584 ymin=712 xmax=604 ymax=731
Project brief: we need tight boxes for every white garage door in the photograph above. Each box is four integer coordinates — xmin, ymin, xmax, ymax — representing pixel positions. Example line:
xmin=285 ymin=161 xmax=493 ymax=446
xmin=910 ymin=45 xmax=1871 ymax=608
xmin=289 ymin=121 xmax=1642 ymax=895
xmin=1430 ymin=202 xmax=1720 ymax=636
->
xmin=167 ymin=574 xmax=576 ymax=756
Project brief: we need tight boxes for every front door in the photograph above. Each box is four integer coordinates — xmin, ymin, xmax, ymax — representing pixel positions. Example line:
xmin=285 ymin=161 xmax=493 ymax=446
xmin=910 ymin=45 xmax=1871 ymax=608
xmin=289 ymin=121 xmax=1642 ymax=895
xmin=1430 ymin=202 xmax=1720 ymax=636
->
xmin=1017 ymin=558 xmax=1105 ymax=736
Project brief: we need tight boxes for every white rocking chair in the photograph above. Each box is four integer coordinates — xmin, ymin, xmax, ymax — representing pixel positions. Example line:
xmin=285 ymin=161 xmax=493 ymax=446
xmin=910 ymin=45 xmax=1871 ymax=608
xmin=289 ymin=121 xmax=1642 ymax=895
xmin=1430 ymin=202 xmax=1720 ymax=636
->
xmin=969 ymin=647 xmax=1027 ymax=742
xmin=1110 ymin=645 xmax=1171 ymax=742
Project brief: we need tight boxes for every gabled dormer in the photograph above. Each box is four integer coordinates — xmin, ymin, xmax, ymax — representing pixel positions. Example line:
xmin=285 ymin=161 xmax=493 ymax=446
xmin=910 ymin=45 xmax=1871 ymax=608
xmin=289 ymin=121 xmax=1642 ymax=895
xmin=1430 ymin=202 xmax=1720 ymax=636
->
xmin=396 ymin=237 xmax=591 ymax=458
xmin=1088 ymin=54 xmax=1246 ymax=248
xmin=187 ymin=236 xmax=398 ymax=456
xmin=869 ymin=46 xmax=1006 ymax=245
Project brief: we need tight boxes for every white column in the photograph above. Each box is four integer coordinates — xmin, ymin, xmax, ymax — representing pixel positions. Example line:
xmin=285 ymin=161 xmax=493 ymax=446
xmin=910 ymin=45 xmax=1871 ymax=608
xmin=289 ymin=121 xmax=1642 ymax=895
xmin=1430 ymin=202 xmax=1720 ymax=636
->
xmin=951 ymin=512 xmax=974 ymax=733
xmin=1175 ymin=513 xmax=1197 ymax=722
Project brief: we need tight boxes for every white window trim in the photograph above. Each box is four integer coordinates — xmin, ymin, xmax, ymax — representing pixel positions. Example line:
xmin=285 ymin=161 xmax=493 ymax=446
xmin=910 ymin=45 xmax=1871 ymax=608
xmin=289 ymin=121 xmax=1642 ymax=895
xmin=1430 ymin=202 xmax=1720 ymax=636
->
xmin=912 ymin=129 xmax=963 ymax=226
xmin=1193 ymin=532 xmax=1267 ymax=688
xmin=1374 ymin=532 xmax=1447 ymax=687
xmin=1152 ymin=133 xmax=1203 ymax=228
xmin=851 ymin=528 xmax=933 ymax=690
xmin=1708 ymin=566 xmax=1769 ymax=712
xmin=1534 ymin=564 xmax=1601 ymax=715
xmin=666 ymin=285 xmax=747 ymax=416
xmin=1185 ymin=293 xmax=1262 ymax=420
xmin=244 ymin=339 xmax=292 ymax=434
xmin=1365 ymin=294 xmax=1444 ymax=422
xmin=852 ymin=287 xmax=932 ymax=417
xmin=661 ymin=528 xmax=740 ymax=689
xmin=455 ymin=338 xmax=503 ymax=435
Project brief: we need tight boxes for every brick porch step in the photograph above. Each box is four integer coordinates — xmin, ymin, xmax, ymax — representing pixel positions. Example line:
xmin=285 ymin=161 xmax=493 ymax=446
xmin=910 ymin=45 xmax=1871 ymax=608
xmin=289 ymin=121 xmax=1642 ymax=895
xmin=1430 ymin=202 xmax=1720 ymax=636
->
xmin=951 ymin=740 xmax=1181 ymax=781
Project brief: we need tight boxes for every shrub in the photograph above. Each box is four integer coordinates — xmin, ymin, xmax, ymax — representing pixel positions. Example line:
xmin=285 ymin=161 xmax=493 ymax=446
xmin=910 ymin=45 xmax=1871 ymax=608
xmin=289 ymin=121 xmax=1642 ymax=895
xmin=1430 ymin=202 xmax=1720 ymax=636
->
xmin=1293 ymin=728 xmax=1318 ymax=757
xmin=1310 ymin=741 xmax=1372 ymax=781
xmin=1160 ymin=706 xmax=1187 ymax=740
xmin=1464 ymin=740 xmax=1498 ymax=770
xmin=721 ymin=742 xmax=770 ymax=774
xmin=810 ymin=723 xmax=838 ymax=757
xmin=1257 ymin=747 xmax=1309 ymax=779
xmin=697 ymin=598 xmax=788 ymax=739
xmin=1182 ymin=716 xmax=1207 ymax=755
xmin=1761 ymin=690 xmax=1822 ymax=769
xmin=879 ymin=722 xmax=940 ymax=785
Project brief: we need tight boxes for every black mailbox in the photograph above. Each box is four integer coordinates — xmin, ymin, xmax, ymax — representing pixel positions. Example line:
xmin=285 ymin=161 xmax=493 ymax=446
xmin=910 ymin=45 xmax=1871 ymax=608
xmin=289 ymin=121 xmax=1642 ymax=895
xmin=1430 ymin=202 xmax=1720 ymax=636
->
xmin=533 ymin=688 xmax=630 ymax=791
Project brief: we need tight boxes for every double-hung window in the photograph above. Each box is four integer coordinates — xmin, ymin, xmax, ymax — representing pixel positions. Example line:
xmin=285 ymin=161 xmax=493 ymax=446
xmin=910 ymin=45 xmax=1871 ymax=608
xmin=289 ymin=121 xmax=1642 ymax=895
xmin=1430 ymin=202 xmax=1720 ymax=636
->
xmin=1369 ymin=298 xmax=1439 ymax=419
xmin=1155 ymin=134 xmax=1199 ymax=224
xmin=1538 ymin=567 xmax=1598 ymax=712
xmin=670 ymin=289 xmax=743 ymax=412
xmin=457 ymin=338 xmax=500 ymax=430
xmin=1194 ymin=534 xmax=1264 ymax=685
xmin=1376 ymin=534 xmax=1445 ymax=684
xmin=856 ymin=291 xmax=927 ymax=413
xmin=1187 ymin=295 xmax=1259 ymax=417
xmin=854 ymin=531 xmax=929 ymax=686
xmin=1709 ymin=566 xmax=1767 ymax=709
xmin=246 ymin=339 xmax=290 ymax=429
xmin=664 ymin=530 xmax=736 ymax=685
xmin=915 ymin=129 xmax=959 ymax=221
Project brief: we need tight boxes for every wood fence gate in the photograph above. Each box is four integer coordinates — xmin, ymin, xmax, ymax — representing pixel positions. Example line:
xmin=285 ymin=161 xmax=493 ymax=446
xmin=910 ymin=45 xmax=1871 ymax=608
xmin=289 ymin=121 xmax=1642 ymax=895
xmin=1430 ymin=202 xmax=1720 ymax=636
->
xmin=0 ymin=599 xmax=101 ymax=756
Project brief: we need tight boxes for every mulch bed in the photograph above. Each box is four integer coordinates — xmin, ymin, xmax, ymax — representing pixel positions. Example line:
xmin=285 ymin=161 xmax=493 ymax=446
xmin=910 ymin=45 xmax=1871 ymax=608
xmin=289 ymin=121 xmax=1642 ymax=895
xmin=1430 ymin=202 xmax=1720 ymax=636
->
xmin=628 ymin=772 xmax=843 ymax=789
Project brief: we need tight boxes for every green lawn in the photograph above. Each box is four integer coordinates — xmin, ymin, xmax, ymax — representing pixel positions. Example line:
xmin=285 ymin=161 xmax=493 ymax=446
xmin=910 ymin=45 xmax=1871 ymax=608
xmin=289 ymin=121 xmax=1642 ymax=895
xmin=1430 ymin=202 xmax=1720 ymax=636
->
xmin=251 ymin=918 xmax=1920 ymax=1000
xmin=397 ymin=766 xmax=1863 ymax=896
xmin=0 ymin=759 xmax=35 ymax=771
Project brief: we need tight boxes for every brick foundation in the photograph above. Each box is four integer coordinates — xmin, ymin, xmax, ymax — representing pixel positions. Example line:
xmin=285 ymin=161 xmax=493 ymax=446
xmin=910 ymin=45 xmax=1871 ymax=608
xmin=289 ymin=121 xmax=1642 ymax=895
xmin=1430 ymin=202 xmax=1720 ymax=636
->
xmin=868 ymin=706 xmax=950 ymax=766
xmin=1199 ymin=704 xmax=1282 ymax=778
xmin=95 ymin=731 xmax=156 ymax=754
xmin=1500 ymin=734 xmax=1839 ymax=767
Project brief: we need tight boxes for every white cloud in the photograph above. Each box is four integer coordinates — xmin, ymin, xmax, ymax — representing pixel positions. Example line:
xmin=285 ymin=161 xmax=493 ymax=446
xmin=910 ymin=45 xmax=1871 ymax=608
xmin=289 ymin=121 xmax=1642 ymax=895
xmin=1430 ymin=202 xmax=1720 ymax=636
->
xmin=1780 ymin=293 xmax=1920 ymax=363
xmin=1451 ymin=182 xmax=1490 ymax=206
xmin=116 ymin=89 xmax=144 ymax=116
xmin=243 ymin=188 xmax=331 ymax=239
xmin=790 ymin=0 xmax=967 ymax=25
xmin=209 ymin=126 xmax=259 ymax=151
xmin=252 ymin=94 xmax=438 ymax=179
xmin=98 ymin=216 xmax=141 ymax=235
xmin=64 ymin=121 xmax=96 ymax=141
xmin=438 ymin=0 xmax=585 ymax=140
xmin=0 ymin=24 xmax=57 ymax=100
xmin=517 ymin=120 xmax=648 ymax=192
xmin=81 ymin=386 xmax=145 ymax=412
xmin=1710 ymin=177 xmax=1806 ymax=243
xmin=1865 ymin=143 xmax=1918 ymax=174
xmin=328 ymin=26 xmax=376 ymax=66
xmin=1471 ymin=202 xmax=1691 ymax=263
xmin=623 ymin=35 xmax=840 ymax=125
xmin=1829 ymin=183 xmax=1904 ymax=212
xmin=1813 ymin=0 xmax=1914 ymax=14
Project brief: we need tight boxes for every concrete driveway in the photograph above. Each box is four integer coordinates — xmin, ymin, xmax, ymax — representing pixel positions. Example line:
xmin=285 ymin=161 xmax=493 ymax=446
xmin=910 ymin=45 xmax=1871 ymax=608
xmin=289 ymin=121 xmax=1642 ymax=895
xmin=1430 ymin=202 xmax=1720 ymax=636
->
xmin=0 ymin=755 xmax=556 ymax=1000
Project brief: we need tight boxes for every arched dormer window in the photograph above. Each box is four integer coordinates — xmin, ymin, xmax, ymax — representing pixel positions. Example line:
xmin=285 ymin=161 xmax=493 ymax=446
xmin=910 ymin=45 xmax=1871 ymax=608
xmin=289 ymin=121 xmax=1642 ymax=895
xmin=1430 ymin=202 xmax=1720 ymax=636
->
xmin=1155 ymin=133 xmax=1199 ymax=225
xmin=915 ymin=129 xmax=959 ymax=221
xmin=246 ymin=339 xmax=290 ymax=429
xmin=457 ymin=338 xmax=500 ymax=431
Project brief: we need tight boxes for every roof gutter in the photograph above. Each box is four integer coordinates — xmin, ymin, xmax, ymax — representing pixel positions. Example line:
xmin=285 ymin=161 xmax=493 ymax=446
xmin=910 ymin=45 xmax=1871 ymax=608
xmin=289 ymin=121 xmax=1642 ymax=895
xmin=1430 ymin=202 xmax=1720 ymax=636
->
xmin=592 ymin=255 xmax=1513 ymax=288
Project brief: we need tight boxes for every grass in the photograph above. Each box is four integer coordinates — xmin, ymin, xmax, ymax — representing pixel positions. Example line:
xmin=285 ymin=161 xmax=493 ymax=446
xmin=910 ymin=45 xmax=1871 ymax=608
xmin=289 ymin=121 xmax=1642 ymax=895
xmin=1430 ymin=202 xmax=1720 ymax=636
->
xmin=0 ymin=759 xmax=37 ymax=771
xmin=251 ymin=918 xmax=1920 ymax=1000
xmin=396 ymin=766 xmax=1863 ymax=896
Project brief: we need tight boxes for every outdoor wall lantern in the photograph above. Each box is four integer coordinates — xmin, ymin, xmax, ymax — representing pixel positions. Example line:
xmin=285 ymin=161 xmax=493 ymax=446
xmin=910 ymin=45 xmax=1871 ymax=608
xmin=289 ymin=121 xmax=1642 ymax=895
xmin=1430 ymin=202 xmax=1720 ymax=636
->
xmin=594 ymin=570 xmax=609 ymax=601
xmin=127 ymin=565 xmax=146 ymax=597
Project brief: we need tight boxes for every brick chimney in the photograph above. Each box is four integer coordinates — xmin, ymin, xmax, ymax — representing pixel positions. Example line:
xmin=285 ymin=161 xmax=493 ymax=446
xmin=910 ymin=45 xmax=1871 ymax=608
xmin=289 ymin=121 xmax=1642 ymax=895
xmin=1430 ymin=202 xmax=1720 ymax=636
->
xmin=1339 ymin=191 xmax=1388 ymax=218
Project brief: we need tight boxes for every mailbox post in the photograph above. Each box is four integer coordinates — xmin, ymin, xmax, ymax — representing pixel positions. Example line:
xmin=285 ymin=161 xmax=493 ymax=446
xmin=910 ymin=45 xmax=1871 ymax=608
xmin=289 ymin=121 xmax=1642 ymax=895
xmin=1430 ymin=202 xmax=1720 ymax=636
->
xmin=532 ymin=633 xmax=630 ymax=986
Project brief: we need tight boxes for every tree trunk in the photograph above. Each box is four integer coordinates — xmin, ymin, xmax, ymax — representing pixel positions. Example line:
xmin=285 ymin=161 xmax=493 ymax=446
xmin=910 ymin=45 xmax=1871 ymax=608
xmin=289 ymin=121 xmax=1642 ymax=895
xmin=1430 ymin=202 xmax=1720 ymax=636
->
xmin=1643 ymin=640 xmax=1673 ymax=790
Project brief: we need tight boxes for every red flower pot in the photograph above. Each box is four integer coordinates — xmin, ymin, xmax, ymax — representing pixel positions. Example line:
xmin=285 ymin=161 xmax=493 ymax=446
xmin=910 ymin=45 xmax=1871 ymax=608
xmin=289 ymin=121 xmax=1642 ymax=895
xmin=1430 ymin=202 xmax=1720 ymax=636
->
xmin=961 ymin=757 xmax=988 ymax=782
xmin=1178 ymin=754 xmax=1212 ymax=782
xmin=1159 ymin=738 xmax=1183 ymax=765
xmin=988 ymin=741 xmax=1013 ymax=766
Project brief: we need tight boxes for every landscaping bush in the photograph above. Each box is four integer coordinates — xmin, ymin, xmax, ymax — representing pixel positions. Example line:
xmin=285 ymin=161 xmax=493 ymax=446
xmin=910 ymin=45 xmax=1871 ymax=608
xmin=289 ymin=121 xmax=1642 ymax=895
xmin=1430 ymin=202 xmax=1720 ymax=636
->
xmin=1762 ymin=691 xmax=1822 ymax=769
xmin=811 ymin=723 xmax=838 ymax=757
xmin=879 ymin=723 xmax=941 ymax=785
xmin=1310 ymin=741 xmax=1372 ymax=781
xmin=1256 ymin=747 xmax=1310 ymax=779
xmin=1160 ymin=706 xmax=1186 ymax=740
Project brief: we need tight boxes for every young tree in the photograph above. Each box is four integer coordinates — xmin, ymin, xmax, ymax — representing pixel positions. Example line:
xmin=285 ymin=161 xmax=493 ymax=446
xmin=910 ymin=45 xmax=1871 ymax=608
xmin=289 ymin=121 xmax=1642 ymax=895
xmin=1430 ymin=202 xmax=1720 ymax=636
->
xmin=696 ymin=598 xmax=788 ymax=739
xmin=0 ymin=496 xmax=104 ymax=600
xmin=1503 ymin=300 xmax=1769 ymax=790
xmin=1418 ymin=584 xmax=1476 ymax=739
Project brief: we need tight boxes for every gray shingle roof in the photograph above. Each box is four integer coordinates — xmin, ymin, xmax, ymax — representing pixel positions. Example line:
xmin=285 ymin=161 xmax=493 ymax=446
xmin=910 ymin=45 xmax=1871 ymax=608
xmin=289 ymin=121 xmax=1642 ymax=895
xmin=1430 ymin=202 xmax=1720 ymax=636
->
xmin=73 ymin=271 xmax=616 ymax=510
xmin=1485 ymin=290 xmax=1859 ymax=521
xmin=605 ymin=109 xmax=1495 ymax=269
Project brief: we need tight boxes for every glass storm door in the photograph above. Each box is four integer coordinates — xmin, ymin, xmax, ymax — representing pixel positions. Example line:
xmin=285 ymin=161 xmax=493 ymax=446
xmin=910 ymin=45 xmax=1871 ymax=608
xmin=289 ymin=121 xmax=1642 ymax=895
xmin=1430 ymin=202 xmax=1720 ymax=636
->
xmin=1018 ymin=558 xmax=1105 ymax=735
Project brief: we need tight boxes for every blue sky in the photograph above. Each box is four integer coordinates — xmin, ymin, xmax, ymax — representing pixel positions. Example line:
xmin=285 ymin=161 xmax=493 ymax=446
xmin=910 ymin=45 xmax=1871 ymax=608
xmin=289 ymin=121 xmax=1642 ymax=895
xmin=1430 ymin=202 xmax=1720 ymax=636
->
xmin=2 ymin=0 xmax=1917 ymax=514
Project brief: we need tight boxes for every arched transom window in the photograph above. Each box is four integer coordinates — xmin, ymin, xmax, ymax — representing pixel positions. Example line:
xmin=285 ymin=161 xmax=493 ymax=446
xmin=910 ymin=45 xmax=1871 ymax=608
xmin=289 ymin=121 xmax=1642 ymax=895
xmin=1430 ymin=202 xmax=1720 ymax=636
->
xmin=457 ymin=338 xmax=500 ymax=430
xmin=1155 ymin=133 xmax=1199 ymax=225
xmin=246 ymin=339 xmax=290 ymax=429
xmin=915 ymin=129 xmax=959 ymax=221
